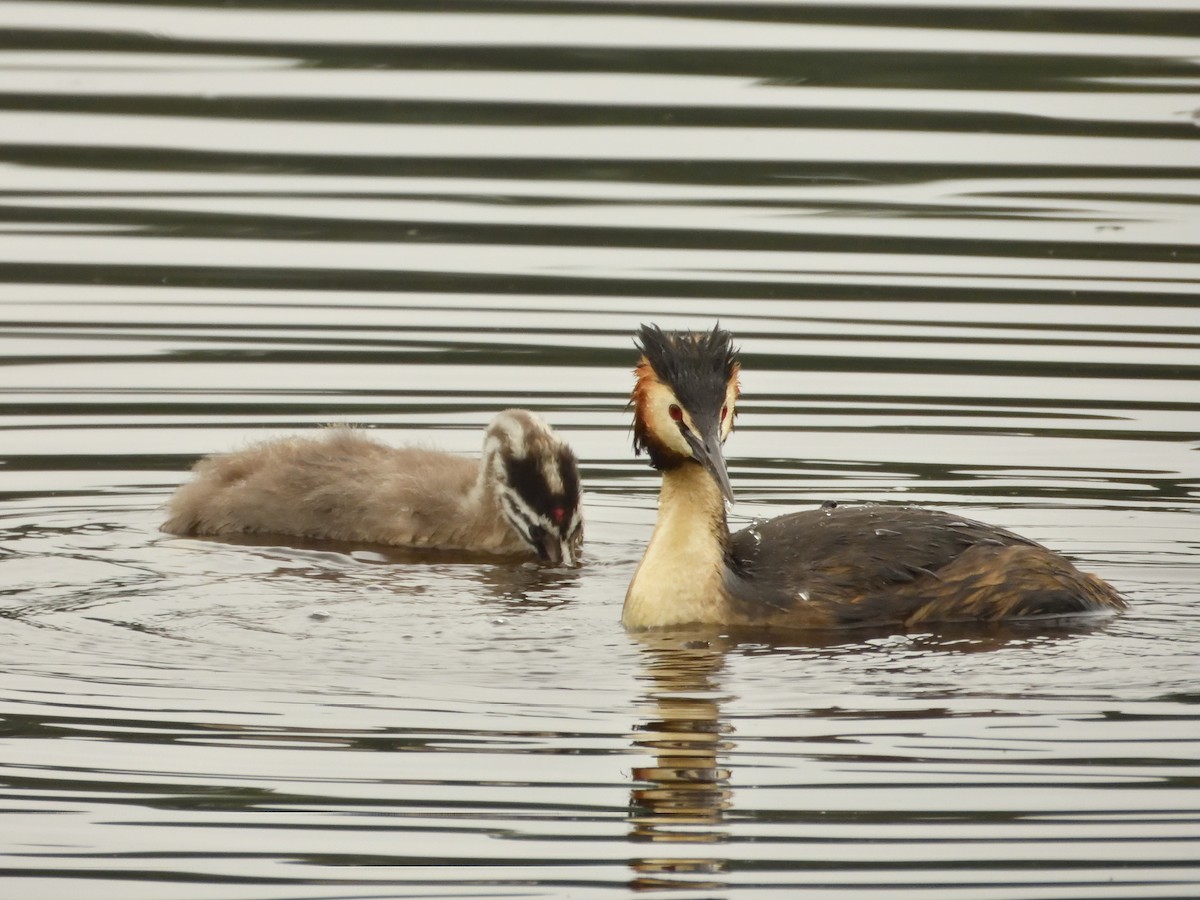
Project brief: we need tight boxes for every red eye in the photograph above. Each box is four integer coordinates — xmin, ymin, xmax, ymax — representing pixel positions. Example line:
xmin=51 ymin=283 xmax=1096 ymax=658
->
xmin=668 ymin=404 xmax=683 ymax=421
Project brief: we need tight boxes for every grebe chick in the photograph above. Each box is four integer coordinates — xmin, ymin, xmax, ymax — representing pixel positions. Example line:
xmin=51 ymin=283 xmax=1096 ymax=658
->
xmin=623 ymin=325 xmax=1125 ymax=631
xmin=162 ymin=409 xmax=583 ymax=565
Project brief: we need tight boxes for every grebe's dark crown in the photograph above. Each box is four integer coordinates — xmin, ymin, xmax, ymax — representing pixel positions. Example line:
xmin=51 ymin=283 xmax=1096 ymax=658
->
xmin=634 ymin=324 xmax=738 ymax=395
xmin=632 ymin=324 xmax=739 ymax=462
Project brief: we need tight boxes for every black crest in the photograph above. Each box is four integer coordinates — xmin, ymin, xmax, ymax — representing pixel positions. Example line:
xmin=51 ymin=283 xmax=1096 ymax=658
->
xmin=632 ymin=324 xmax=739 ymax=465
xmin=636 ymin=325 xmax=736 ymax=389
xmin=636 ymin=323 xmax=737 ymax=407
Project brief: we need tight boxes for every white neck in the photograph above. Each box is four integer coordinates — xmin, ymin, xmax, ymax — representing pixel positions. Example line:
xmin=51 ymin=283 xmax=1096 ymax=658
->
xmin=623 ymin=463 xmax=730 ymax=629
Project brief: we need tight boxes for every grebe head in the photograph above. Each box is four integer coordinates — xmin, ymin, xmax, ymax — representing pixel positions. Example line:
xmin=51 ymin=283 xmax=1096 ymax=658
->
xmin=632 ymin=324 xmax=739 ymax=502
xmin=483 ymin=409 xmax=583 ymax=566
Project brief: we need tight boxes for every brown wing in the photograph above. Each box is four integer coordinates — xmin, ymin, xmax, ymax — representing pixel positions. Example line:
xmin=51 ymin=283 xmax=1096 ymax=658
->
xmin=725 ymin=503 xmax=1122 ymax=627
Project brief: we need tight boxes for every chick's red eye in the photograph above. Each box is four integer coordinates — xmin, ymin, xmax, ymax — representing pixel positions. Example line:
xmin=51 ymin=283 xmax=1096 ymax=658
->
xmin=668 ymin=404 xmax=683 ymax=422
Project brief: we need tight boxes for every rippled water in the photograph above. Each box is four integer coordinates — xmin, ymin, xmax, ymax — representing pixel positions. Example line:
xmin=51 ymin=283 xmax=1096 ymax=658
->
xmin=2 ymin=1 xmax=1199 ymax=898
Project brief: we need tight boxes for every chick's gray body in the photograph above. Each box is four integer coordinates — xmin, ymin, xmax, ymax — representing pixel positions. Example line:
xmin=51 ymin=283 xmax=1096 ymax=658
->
xmin=163 ymin=410 xmax=583 ymax=563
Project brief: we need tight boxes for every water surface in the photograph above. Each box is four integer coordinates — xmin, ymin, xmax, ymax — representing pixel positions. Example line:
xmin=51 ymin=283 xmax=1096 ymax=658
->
xmin=1 ymin=1 xmax=1198 ymax=898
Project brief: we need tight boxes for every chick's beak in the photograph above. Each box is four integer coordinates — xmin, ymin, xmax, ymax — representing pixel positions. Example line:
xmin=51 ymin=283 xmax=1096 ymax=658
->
xmin=538 ymin=533 xmax=563 ymax=565
xmin=538 ymin=532 xmax=578 ymax=567
xmin=685 ymin=416 xmax=734 ymax=504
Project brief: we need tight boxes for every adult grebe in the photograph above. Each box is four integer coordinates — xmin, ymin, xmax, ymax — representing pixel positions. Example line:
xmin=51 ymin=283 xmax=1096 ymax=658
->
xmin=622 ymin=325 xmax=1124 ymax=630
xmin=163 ymin=409 xmax=583 ymax=565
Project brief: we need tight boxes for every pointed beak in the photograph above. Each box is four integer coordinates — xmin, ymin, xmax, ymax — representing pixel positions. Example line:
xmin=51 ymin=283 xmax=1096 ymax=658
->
xmin=538 ymin=532 xmax=578 ymax=567
xmin=538 ymin=533 xmax=563 ymax=565
xmin=686 ymin=418 xmax=734 ymax=504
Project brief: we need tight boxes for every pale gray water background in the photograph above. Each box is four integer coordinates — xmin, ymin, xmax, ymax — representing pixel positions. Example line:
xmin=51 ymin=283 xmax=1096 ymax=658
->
xmin=1 ymin=1 xmax=1199 ymax=898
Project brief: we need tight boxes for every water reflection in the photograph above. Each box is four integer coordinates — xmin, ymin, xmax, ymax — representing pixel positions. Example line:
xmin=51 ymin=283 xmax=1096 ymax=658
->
xmin=628 ymin=633 xmax=733 ymax=892
xmin=622 ymin=617 xmax=1132 ymax=893
xmin=170 ymin=531 xmax=581 ymax=602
